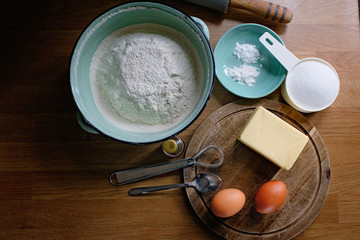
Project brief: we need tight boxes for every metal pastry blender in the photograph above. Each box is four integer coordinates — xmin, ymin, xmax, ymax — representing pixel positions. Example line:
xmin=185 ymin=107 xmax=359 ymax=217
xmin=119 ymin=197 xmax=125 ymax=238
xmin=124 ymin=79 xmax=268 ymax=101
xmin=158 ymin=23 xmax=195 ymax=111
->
xmin=109 ymin=145 xmax=224 ymax=186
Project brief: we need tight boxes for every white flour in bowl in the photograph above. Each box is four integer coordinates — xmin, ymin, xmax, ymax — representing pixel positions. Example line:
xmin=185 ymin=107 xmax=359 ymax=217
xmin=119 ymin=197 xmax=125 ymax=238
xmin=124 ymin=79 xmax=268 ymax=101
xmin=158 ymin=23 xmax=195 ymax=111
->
xmin=90 ymin=23 xmax=203 ymax=133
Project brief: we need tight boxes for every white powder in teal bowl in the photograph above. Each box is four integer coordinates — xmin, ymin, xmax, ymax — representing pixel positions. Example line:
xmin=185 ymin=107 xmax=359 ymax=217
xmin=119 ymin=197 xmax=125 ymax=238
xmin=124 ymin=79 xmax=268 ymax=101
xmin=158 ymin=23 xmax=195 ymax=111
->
xmin=224 ymin=43 xmax=260 ymax=87
xmin=233 ymin=43 xmax=260 ymax=64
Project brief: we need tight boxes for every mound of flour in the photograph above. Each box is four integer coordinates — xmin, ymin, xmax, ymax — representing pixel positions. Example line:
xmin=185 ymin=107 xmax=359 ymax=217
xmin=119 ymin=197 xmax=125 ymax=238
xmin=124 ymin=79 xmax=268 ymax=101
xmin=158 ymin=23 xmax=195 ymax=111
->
xmin=90 ymin=24 xmax=202 ymax=132
xmin=224 ymin=43 xmax=260 ymax=87
xmin=233 ymin=43 xmax=260 ymax=64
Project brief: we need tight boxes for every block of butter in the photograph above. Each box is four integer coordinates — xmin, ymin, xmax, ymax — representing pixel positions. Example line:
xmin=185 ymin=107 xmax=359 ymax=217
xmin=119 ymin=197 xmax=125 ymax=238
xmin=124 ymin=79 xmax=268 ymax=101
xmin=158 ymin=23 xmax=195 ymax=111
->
xmin=238 ymin=106 xmax=309 ymax=170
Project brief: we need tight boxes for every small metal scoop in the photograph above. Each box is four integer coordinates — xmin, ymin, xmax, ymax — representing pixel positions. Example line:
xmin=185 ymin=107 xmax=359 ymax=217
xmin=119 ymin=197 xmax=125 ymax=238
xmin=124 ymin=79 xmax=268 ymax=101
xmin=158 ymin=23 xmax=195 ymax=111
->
xmin=129 ymin=172 xmax=221 ymax=196
xmin=109 ymin=145 xmax=224 ymax=186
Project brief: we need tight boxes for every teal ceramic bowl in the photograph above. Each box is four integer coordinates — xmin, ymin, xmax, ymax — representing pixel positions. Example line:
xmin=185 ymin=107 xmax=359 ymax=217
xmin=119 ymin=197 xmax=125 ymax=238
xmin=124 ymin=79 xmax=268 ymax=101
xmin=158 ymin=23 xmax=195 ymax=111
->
xmin=70 ymin=2 xmax=214 ymax=144
xmin=214 ymin=23 xmax=286 ymax=98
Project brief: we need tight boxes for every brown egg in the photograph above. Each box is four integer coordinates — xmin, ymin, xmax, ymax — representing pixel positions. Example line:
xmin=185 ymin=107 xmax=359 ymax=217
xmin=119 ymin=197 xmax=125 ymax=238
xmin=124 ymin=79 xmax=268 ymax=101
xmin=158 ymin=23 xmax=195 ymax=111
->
xmin=254 ymin=180 xmax=287 ymax=214
xmin=210 ymin=188 xmax=246 ymax=218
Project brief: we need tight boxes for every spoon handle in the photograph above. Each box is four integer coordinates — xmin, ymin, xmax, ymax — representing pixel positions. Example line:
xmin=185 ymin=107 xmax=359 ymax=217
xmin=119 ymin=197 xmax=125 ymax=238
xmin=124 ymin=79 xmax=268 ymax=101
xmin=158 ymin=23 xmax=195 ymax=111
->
xmin=259 ymin=32 xmax=299 ymax=71
xmin=129 ymin=183 xmax=189 ymax=196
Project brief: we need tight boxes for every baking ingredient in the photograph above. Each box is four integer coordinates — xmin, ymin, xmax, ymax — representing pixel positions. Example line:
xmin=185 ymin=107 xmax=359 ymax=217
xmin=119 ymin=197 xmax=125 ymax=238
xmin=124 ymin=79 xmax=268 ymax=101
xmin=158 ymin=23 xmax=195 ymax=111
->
xmin=224 ymin=43 xmax=261 ymax=86
xmin=233 ymin=43 xmax=260 ymax=64
xmin=254 ymin=180 xmax=287 ymax=214
xmin=210 ymin=188 xmax=246 ymax=218
xmin=285 ymin=59 xmax=339 ymax=111
xmin=90 ymin=23 xmax=202 ymax=133
xmin=162 ymin=139 xmax=178 ymax=154
xmin=224 ymin=64 xmax=259 ymax=87
xmin=238 ymin=106 xmax=309 ymax=170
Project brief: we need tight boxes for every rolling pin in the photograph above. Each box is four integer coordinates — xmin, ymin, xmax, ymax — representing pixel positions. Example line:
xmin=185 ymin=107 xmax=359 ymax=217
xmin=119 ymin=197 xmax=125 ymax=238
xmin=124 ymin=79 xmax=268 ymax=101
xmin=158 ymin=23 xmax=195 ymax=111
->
xmin=186 ymin=0 xmax=293 ymax=23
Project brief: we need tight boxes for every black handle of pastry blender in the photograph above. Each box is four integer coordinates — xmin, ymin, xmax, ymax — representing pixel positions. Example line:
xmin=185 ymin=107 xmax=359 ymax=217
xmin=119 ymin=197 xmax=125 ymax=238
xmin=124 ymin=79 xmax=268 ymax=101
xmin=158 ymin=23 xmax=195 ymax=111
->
xmin=109 ymin=158 xmax=195 ymax=186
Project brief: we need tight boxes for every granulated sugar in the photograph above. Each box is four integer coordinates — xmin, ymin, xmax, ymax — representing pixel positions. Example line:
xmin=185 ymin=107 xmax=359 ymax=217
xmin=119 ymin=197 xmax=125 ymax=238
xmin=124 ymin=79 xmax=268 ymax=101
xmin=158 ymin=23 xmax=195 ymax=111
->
xmin=286 ymin=59 xmax=339 ymax=111
xmin=90 ymin=23 xmax=202 ymax=132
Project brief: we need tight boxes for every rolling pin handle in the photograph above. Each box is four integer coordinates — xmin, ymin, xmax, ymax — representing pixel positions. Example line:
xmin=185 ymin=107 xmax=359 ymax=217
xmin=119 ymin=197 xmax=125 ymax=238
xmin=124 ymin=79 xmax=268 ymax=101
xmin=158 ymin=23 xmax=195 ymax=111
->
xmin=229 ymin=0 xmax=293 ymax=24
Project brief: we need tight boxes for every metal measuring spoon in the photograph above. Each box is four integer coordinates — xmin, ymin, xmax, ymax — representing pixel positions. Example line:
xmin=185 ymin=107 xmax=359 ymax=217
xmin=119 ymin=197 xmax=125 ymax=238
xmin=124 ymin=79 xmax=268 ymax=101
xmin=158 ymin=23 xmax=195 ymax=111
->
xmin=129 ymin=173 xmax=221 ymax=196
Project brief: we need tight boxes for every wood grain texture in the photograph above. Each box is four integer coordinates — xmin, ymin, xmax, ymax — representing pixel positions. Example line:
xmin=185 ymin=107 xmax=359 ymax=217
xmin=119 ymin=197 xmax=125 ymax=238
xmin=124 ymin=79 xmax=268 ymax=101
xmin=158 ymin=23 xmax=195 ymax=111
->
xmin=0 ymin=0 xmax=359 ymax=239
xmin=184 ymin=99 xmax=330 ymax=239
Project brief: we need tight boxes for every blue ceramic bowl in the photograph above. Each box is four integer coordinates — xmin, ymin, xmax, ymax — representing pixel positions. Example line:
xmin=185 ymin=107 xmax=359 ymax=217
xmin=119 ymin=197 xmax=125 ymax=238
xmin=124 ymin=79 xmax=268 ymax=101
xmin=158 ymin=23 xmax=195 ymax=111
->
xmin=214 ymin=23 xmax=286 ymax=98
xmin=70 ymin=2 xmax=214 ymax=144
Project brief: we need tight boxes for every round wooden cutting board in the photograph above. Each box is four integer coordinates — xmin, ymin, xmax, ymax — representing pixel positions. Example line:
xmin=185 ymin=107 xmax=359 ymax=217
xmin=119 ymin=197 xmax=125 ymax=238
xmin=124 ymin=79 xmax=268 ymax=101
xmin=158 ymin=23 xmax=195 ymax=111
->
xmin=184 ymin=99 xmax=330 ymax=240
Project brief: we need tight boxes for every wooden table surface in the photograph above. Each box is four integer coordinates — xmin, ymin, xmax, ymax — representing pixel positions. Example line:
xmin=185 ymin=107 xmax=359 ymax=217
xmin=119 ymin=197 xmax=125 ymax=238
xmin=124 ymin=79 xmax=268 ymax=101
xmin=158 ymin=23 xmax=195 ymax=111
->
xmin=1 ymin=0 xmax=359 ymax=239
